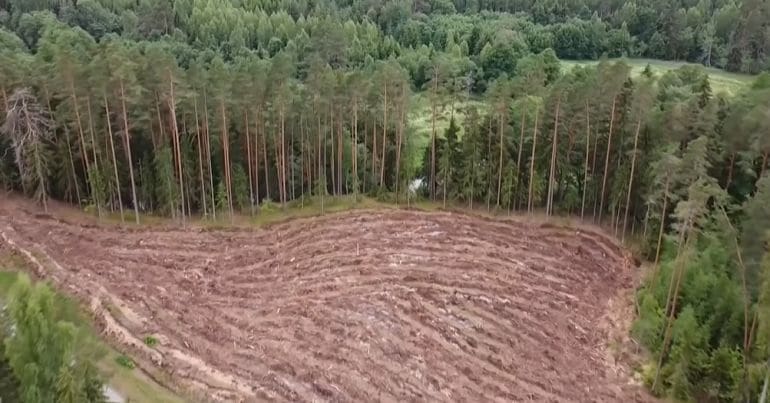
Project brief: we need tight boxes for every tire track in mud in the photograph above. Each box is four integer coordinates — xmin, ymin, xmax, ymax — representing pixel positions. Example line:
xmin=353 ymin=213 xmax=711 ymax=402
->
xmin=0 ymin=205 xmax=649 ymax=402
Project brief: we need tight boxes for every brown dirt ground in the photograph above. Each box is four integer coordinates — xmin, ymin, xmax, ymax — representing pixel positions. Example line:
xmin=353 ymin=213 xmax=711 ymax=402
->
xmin=0 ymin=196 xmax=653 ymax=402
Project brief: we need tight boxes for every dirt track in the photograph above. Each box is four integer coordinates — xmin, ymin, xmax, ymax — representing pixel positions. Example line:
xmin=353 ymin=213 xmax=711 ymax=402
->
xmin=0 ymin=200 xmax=649 ymax=402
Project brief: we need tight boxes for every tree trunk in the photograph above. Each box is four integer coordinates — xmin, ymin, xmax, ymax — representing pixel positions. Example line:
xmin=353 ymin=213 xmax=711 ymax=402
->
xmin=103 ymin=94 xmax=124 ymax=222
xmin=362 ymin=119 xmax=368 ymax=194
xmin=430 ymin=75 xmax=438 ymax=200
xmin=330 ymin=107 xmax=336 ymax=196
xmin=547 ymin=98 xmax=560 ymax=216
xmin=244 ymin=110 xmax=254 ymax=214
xmin=119 ymin=79 xmax=140 ymax=224
xmin=263 ymin=113 xmax=270 ymax=202
xmin=203 ymin=89 xmax=216 ymax=219
xmin=280 ymin=105 xmax=287 ymax=208
xmin=337 ymin=106 xmax=343 ymax=195
xmin=581 ymin=103 xmax=590 ymax=219
xmin=353 ymin=99 xmax=359 ymax=201
xmin=591 ymin=127 xmax=600 ymax=220
xmin=487 ymin=117 xmax=492 ymax=212
xmin=394 ymin=86 xmax=406 ymax=203
xmin=622 ymin=120 xmax=642 ymax=241
xmin=254 ymin=108 xmax=261 ymax=208
xmin=719 ymin=207 xmax=752 ymax=394
xmin=726 ymin=152 xmax=735 ymax=189
xmin=380 ymin=83 xmax=388 ymax=188
xmin=496 ymin=111 xmax=505 ymax=208
xmin=220 ymin=99 xmax=233 ymax=220
xmin=598 ymin=96 xmax=617 ymax=222
xmin=168 ymin=71 xmax=185 ymax=225
xmin=650 ymin=174 xmax=670 ymax=288
xmin=193 ymin=96 xmax=207 ymax=217
xmin=760 ymin=361 xmax=769 ymax=403
xmin=653 ymin=217 xmax=692 ymax=391
xmin=86 ymin=97 xmax=102 ymax=218
xmin=528 ymin=110 xmax=539 ymax=213
xmin=70 ymin=81 xmax=91 ymax=196
xmin=515 ymin=107 xmax=526 ymax=211
xmin=290 ymin=122 xmax=295 ymax=200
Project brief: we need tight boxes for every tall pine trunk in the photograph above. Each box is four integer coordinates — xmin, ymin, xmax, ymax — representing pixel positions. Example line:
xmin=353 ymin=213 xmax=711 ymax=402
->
xmin=244 ymin=110 xmax=254 ymax=214
xmin=70 ymin=81 xmax=91 ymax=197
xmin=622 ymin=120 xmax=642 ymax=241
xmin=515 ymin=108 xmax=526 ymax=211
xmin=193 ymin=96 xmax=207 ymax=217
xmin=546 ymin=98 xmax=560 ymax=216
xmin=430 ymin=75 xmax=438 ymax=200
xmin=329 ymin=107 xmax=336 ymax=195
xmin=119 ymin=80 xmax=140 ymax=224
xmin=103 ymin=94 xmax=124 ymax=222
xmin=598 ymin=96 xmax=617 ymax=222
xmin=280 ymin=105 xmax=287 ymax=208
xmin=653 ymin=216 xmax=693 ymax=391
xmin=527 ymin=109 xmax=539 ymax=213
xmin=650 ymin=174 xmax=671 ymax=288
xmin=581 ymin=103 xmax=590 ymax=219
xmin=496 ymin=110 xmax=505 ymax=208
xmin=254 ymin=108 xmax=261 ymax=208
xmin=168 ymin=71 xmax=185 ymax=224
xmin=394 ymin=86 xmax=406 ymax=203
xmin=726 ymin=152 xmax=736 ymax=189
xmin=220 ymin=99 xmax=233 ymax=219
xmin=203 ymin=89 xmax=216 ymax=219
xmin=380 ymin=84 xmax=388 ymax=188
xmin=352 ymin=98 xmax=359 ymax=201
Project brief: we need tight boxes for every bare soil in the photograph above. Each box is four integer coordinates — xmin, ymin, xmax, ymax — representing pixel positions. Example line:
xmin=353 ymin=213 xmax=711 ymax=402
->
xmin=0 ymin=197 xmax=651 ymax=402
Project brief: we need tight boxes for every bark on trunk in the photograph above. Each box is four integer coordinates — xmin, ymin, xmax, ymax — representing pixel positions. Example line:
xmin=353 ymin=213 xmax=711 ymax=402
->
xmin=622 ymin=120 xmax=642 ymax=241
xmin=380 ymin=83 xmax=388 ymax=188
xmin=528 ymin=110 xmax=539 ymax=213
xmin=598 ymin=96 xmax=617 ymax=222
xmin=581 ymin=104 xmax=590 ymax=219
xmin=103 ymin=94 xmax=124 ymax=222
xmin=119 ymin=80 xmax=140 ymax=224
xmin=515 ymin=108 xmax=526 ymax=211
xmin=546 ymin=98 xmax=560 ymax=216
xmin=193 ymin=97 xmax=207 ymax=217
xmin=168 ymin=72 xmax=185 ymax=225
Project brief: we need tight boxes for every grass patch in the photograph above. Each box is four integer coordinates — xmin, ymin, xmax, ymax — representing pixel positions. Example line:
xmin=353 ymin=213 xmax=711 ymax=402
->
xmin=560 ymin=58 xmax=756 ymax=96
xmin=115 ymin=355 xmax=135 ymax=370
xmin=408 ymin=93 xmax=485 ymax=169
xmin=144 ymin=336 xmax=159 ymax=347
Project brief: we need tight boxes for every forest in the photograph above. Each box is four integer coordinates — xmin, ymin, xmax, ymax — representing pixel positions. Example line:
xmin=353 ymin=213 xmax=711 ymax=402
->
xmin=1 ymin=0 xmax=770 ymax=402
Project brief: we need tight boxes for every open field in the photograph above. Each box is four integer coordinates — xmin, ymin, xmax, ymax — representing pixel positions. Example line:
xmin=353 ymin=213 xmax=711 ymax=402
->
xmin=561 ymin=58 xmax=756 ymax=95
xmin=0 ymin=197 xmax=651 ymax=402
xmin=408 ymin=94 xmax=485 ymax=168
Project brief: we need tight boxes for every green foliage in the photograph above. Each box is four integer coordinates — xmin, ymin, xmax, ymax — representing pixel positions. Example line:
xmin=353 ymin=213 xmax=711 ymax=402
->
xmin=153 ymin=145 xmax=179 ymax=217
xmin=231 ymin=163 xmax=249 ymax=212
xmin=3 ymin=274 xmax=105 ymax=403
xmin=143 ymin=336 xmax=158 ymax=347
xmin=115 ymin=355 xmax=135 ymax=370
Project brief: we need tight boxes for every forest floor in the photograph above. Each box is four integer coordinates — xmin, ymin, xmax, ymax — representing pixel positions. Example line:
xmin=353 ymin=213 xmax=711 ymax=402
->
xmin=0 ymin=195 xmax=654 ymax=402
xmin=561 ymin=58 xmax=756 ymax=95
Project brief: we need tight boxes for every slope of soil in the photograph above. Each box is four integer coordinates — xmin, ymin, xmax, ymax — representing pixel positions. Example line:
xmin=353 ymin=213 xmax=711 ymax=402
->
xmin=0 ymin=200 xmax=650 ymax=402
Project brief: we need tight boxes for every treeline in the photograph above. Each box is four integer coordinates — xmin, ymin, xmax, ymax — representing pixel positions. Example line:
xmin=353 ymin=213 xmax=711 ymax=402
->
xmin=2 ymin=0 xmax=769 ymax=78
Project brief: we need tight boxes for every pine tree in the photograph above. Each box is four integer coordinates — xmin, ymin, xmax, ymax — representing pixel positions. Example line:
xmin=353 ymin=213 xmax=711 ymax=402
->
xmin=4 ymin=275 xmax=104 ymax=403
